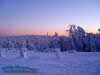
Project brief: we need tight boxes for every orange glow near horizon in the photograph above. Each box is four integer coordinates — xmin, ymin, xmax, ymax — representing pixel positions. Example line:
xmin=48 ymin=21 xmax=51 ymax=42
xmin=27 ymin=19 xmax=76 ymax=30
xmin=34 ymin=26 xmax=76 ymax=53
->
xmin=0 ymin=28 xmax=98 ymax=37
xmin=0 ymin=28 xmax=67 ymax=36
xmin=0 ymin=23 xmax=98 ymax=36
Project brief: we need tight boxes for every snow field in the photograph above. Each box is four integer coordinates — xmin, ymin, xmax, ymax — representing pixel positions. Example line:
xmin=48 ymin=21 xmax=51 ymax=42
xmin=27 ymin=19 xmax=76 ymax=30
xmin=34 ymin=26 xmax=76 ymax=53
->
xmin=0 ymin=51 xmax=100 ymax=75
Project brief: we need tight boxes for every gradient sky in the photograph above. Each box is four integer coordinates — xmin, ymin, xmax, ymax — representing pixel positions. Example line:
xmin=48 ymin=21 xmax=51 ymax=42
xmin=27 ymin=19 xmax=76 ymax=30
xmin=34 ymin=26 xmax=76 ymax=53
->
xmin=0 ymin=0 xmax=100 ymax=36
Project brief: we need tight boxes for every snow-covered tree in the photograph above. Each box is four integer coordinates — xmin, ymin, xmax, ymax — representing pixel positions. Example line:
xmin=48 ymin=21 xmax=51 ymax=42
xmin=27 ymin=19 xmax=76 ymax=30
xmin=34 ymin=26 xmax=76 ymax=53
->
xmin=66 ymin=25 xmax=86 ymax=52
xmin=18 ymin=40 xmax=27 ymax=58
xmin=0 ymin=29 xmax=100 ymax=53
xmin=98 ymin=29 xmax=100 ymax=32
xmin=54 ymin=32 xmax=58 ymax=37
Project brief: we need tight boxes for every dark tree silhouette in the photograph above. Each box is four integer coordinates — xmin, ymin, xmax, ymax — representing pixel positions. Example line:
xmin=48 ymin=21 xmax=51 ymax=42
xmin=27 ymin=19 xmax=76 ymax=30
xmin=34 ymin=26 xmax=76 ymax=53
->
xmin=98 ymin=29 xmax=100 ymax=32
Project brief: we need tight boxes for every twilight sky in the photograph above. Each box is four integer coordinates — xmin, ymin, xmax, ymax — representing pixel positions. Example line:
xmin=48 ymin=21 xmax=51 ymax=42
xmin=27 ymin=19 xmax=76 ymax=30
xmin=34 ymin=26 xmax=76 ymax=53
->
xmin=0 ymin=0 xmax=100 ymax=36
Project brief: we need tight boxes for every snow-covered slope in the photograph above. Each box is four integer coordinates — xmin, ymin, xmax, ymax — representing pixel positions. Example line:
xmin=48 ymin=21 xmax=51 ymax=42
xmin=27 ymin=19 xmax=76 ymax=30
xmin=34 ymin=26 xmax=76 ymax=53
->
xmin=0 ymin=51 xmax=100 ymax=75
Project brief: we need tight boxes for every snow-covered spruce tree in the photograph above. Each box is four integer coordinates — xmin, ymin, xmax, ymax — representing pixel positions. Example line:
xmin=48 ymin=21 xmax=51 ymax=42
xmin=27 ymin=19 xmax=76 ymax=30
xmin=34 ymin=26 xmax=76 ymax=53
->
xmin=98 ymin=29 xmax=100 ymax=32
xmin=66 ymin=25 xmax=77 ymax=51
xmin=0 ymin=41 xmax=5 ymax=57
xmin=74 ymin=26 xmax=86 ymax=51
xmin=19 ymin=40 xmax=27 ymax=58
xmin=52 ymin=32 xmax=61 ymax=58
xmin=49 ymin=32 xmax=60 ymax=49
xmin=10 ymin=40 xmax=16 ymax=51
xmin=33 ymin=36 xmax=50 ymax=52
xmin=54 ymin=32 xmax=58 ymax=37
xmin=66 ymin=25 xmax=86 ymax=52
xmin=84 ymin=33 xmax=100 ymax=52
xmin=26 ymin=40 xmax=35 ymax=51
xmin=0 ymin=48 xmax=5 ymax=57
xmin=59 ymin=36 xmax=72 ymax=51
xmin=96 ymin=34 xmax=100 ymax=51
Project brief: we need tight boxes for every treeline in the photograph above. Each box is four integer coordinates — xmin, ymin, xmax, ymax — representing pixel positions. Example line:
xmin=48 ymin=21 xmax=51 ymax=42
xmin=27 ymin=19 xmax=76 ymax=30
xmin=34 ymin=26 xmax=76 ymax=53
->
xmin=0 ymin=25 xmax=100 ymax=52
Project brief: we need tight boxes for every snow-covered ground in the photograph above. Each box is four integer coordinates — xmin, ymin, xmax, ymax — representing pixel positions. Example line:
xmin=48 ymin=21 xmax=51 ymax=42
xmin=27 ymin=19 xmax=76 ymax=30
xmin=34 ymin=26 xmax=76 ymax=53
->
xmin=0 ymin=51 xmax=100 ymax=75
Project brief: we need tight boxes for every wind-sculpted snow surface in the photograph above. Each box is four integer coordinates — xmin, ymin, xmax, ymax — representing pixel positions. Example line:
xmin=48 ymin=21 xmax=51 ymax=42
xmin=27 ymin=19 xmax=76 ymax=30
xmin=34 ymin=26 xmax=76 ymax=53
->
xmin=0 ymin=51 xmax=100 ymax=75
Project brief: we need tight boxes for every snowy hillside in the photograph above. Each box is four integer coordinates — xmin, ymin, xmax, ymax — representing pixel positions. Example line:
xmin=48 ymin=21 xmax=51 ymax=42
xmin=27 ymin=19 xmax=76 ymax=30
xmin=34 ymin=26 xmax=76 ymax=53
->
xmin=0 ymin=51 xmax=100 ymax=75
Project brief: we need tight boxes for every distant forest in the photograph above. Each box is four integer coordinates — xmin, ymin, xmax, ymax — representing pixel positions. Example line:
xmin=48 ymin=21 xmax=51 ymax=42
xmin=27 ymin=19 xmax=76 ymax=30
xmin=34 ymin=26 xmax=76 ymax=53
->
xmin=0 ymin=25 xmax=100 ymax=52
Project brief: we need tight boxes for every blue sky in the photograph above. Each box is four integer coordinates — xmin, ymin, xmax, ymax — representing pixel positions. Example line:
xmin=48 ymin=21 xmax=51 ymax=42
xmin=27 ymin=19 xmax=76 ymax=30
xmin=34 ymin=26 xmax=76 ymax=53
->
xmin=0 ymin=0 xmax=100 ymax=36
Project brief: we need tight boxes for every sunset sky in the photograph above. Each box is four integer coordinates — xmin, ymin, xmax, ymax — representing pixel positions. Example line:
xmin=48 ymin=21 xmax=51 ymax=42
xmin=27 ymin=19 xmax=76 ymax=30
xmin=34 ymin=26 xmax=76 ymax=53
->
xmin=0 ymin=0 xmax=100 ymax=36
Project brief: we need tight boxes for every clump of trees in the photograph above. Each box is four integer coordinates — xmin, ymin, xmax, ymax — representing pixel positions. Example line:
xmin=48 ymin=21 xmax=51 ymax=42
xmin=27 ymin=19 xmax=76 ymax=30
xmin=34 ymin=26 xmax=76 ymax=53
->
xmin=0 ymin=25 xmax=100 ymax=52
xmin=66 ymin=25 xmax=100 ymax=52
